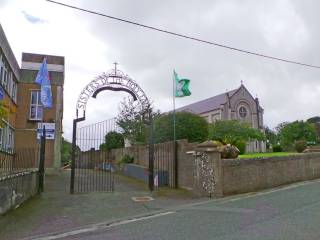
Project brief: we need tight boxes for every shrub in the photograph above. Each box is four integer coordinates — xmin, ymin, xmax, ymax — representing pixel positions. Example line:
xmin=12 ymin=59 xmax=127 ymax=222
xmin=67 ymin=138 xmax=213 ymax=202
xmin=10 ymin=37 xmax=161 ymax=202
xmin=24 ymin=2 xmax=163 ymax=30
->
xmin=212 ymin=140 xmax=223 ymax=147
xmin=153 ymin=112 xmax=208 ymax=143
xmin=121 ymin=154 xmax=134 ymax=164
xmin=234 ymin=140 xmax=246 ymax=155
xmin=279 ymin=121 xmax=316 ymax=148
xmin=272 ymin=144 xmax=282 ymax=152
xmin=295 ymin=140 xmax=307 ymax=153
xmin=208 ymin=120 xmax=265 ymax=145
xmin=99 ymin=131 xmax=124 ymax=150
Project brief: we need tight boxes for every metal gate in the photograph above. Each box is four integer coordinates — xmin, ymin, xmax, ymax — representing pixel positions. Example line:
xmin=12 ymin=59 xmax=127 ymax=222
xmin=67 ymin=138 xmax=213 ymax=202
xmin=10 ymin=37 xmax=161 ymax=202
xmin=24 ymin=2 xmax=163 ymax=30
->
xmin=71 ymin=119 xmax=119 ymax=193
xmin=71 ymin=65 xmax=156 ymax=194
xmin=153 ymin=141 xmax=177 ymax=188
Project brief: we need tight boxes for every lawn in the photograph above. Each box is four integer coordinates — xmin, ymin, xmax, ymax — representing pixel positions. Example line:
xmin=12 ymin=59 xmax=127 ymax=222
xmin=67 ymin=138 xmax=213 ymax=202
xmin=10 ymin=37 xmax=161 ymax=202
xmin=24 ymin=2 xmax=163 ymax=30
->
xmin=238 ymin=152 xmax=299 ymax=159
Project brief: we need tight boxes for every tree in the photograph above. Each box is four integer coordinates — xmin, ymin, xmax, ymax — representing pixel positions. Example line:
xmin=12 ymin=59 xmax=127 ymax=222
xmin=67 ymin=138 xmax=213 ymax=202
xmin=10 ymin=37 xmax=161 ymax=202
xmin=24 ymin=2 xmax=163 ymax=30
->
xmin=306 ymin=117 xmax=320 ymax=142
xmin=116 ymin=97 xmax=159 ymax=144
xmin=265 ymin=126 xmax=279 ymax=147
xmin=99 ymin=131 xmax=124 ymax=150
xmin=208 ymin=120 xmax=265 ymax=145
xmin=61 ymin=138 xmax=72 ymax=166
xmin=153 ymin=112 xmax=208 ymax=143
xmin=279 ymin=120 xmax=317 ymax=148
xmin=275 ymin=122 xmax=289 ymax=134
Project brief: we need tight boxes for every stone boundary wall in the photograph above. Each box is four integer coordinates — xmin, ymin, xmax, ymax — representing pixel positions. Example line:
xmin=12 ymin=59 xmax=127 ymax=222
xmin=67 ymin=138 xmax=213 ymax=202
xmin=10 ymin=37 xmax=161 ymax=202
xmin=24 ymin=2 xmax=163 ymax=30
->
xmin=0 ymin=171 xmax=39 ymax=215
xmin=81 ymin=145 xmax=149 ymax=168
xmin=81 ymin=143 xmax=320 ymax=197
xmin=222 ymin=153 xmax=320 ymax=195
xmin=177 ymin=140 xmax=198 ymax=190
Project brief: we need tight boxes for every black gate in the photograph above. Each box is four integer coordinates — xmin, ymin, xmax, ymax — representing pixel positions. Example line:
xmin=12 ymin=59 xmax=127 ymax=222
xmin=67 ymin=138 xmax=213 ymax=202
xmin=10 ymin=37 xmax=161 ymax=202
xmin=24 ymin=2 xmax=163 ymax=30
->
xmin=153 ymin=141 xmax=176 ymax=188
xmin=71 ymin=119 xmax=119 ymax=193
xmin=70 ymin=65 xmax=154 ymax=194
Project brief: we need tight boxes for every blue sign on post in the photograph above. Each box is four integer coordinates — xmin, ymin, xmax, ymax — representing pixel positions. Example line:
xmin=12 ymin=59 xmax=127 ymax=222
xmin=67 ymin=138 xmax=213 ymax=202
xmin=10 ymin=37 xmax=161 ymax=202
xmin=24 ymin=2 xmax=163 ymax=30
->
xmin=37 ymin=123 xmax=55 ymax=140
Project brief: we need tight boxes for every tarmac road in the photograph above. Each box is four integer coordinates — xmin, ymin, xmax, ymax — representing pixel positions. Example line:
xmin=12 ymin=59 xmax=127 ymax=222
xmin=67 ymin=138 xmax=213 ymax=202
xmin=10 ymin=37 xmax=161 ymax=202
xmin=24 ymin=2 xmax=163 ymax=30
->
xmin=42 ymin=179 xmax=320 ymax=240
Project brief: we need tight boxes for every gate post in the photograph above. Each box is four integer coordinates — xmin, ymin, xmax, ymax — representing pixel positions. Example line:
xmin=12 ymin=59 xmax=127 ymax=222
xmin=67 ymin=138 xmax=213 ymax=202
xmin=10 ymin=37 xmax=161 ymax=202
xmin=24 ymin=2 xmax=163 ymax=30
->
xmin=38 ymin=126 xmax=46 ymax=194
xmin=195 ymin=141 xmax=223 ymax=198
xmin=70 ymin=119 xmax=77 ymax=194
xmin=70 ymin=115 xmax=85 ymax=194
xmin=148 ymin=117 xmax=154 ymax=192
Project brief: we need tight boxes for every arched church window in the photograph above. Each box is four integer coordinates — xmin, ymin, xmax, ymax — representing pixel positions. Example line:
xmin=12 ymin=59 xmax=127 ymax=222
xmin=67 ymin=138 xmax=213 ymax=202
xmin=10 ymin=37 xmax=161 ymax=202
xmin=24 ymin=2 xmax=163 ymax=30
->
xmin=239 ymin=106 xmax=247 ymax=118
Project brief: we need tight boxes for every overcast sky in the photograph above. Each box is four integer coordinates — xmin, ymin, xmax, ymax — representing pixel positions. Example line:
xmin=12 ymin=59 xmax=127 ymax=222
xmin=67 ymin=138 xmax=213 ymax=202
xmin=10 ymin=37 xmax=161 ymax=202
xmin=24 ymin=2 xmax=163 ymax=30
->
xmin=0 ymin=0 xmax=319 ymax=141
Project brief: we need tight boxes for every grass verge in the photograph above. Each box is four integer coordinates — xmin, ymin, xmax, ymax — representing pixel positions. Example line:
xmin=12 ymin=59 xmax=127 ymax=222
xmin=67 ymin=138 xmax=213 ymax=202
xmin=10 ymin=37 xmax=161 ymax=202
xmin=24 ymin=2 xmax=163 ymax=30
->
xmin=239 ymin=152 xmax=299 ymax=159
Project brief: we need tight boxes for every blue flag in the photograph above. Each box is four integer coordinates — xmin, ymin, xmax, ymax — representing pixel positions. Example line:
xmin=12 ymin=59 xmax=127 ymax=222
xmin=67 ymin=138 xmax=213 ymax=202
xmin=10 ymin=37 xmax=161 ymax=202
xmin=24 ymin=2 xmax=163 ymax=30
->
xmin=35 ymin=58 xmax=53 ymax=108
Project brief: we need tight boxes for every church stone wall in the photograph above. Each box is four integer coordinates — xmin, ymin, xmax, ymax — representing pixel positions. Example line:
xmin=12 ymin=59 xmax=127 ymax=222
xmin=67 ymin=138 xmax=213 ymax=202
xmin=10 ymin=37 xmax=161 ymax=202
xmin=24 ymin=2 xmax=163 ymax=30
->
xmin=200 ymin=109 xmax=222 ymax=123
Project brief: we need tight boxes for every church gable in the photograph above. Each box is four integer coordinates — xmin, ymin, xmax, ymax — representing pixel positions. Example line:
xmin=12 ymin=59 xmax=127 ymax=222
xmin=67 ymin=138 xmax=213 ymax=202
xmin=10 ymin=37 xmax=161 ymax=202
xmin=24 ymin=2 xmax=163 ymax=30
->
xmin=227 ymin=84 xmax=263 ymax=129
xmin=229 ymin=85 xmax=257 ymax=114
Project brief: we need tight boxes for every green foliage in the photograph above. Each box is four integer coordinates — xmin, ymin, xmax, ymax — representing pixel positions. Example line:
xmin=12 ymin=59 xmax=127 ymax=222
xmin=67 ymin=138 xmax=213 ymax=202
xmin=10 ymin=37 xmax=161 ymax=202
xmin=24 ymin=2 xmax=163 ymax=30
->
xmin=272 ymin=144 xmax=283 ymax=152
xmin=120 ymin=154 xmax=134 ymax=164
xmin=153 ymin=112 xmax=208 ymax=143
xmin=265 ymin=126 xmax=279 ymax=146
xmin=99 ymin=131 xmax=124 ymax=150
xmin=234 ymin=140 xmax=246 ymax=155
xmin=212 ymin=140 xmax=223 ymax=147
xmin=308 ymin=118 xmax=320 ymax=143
xmin=0 ymin=101 xmax=10 ymax=127
xmin=61 ymin=138 xmax=72 ymax=166
xmin=208 ymin=120 xmax=265 ymax=145
xmin=239 ymin=152 xmax=297 ymax=159
xmin=275 ymin=122 xmax=289 ymax=134
xmin=294 ymin=140 xmax=307 ymax=153
xmin=116 ymin=97 xmax=159 ymax=144
xmin=315 ymin=123 xmax=320 ymax=143
xmin=279 ymin=121 xmax=317 ymax=148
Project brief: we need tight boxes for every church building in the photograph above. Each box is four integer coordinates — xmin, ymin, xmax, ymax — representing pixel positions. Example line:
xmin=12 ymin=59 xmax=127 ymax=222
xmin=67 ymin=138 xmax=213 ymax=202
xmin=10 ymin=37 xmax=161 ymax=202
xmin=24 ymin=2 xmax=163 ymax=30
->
xmin=177 ymin=84 xmax=266 ymax=153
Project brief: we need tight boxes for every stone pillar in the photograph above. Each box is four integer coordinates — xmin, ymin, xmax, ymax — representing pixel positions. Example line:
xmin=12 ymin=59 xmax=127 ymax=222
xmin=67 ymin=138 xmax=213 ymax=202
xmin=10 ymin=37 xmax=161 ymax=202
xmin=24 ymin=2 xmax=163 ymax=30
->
xmin=195 ymin=141 xmax=223 ymax=198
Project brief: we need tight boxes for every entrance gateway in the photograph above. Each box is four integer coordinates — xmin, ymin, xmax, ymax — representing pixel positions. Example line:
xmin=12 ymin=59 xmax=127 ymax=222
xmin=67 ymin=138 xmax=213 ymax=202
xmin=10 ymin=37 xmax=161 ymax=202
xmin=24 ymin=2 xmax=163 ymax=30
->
xmin=70 ymin=64 xmax=153 ymax=194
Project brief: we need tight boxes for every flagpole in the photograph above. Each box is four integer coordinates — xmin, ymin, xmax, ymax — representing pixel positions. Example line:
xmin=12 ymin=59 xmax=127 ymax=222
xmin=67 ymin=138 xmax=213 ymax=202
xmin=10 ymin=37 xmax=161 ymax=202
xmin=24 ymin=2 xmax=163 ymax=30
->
xmin=172 ymin=71 xmax=178 ymax=188
xmin=172 ymin=71 xmax=176 ymax=144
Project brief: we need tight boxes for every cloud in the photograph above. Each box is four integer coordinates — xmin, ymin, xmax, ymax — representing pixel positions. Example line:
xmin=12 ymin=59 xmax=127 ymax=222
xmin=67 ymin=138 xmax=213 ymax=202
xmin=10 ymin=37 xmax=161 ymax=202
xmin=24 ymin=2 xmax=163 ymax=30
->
xmin=1 ymin=0 xmax=320 ymax=141
xmin=78 ymin=0 xmax=319 ymax=126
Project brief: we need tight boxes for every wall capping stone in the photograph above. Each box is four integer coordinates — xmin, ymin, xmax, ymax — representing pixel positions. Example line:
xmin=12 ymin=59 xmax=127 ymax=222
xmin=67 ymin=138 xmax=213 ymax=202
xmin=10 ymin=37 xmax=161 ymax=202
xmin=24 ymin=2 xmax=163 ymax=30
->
xmin=223 ymin=153 xmax=320 ymax=167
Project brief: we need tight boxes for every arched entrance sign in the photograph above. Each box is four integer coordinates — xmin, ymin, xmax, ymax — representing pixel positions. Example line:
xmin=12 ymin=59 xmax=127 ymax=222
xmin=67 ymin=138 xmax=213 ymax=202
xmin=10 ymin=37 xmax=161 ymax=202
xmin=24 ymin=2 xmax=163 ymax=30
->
xmin=75 ymin=65 xmax=150 ymax=119
xmin=70 ymin=64 xmax=154 ymax=194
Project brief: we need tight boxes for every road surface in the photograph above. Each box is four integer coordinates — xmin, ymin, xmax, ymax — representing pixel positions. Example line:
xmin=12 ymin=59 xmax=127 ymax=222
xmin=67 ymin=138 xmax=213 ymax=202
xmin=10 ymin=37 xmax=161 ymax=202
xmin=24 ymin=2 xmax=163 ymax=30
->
xmin=32 ymin=179 xmax=320 ymax=240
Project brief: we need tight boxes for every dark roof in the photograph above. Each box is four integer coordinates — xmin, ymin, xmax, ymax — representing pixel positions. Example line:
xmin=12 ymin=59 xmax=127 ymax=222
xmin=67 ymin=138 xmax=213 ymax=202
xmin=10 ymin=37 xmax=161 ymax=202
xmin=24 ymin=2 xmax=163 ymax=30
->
xmin=176 ymin=88 xmax=239 ymax=114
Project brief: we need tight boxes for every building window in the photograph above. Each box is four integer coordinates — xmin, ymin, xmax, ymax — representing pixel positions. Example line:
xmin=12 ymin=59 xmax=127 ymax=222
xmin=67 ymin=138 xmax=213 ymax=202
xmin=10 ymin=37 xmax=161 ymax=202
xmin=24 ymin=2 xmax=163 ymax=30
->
xmin=0 ymin=63 xmax=3 ymax=83
xmin=30 ymin=90 xmax=43 ymax=120
xmin=0 ymin=124 xmax=14 ymax=153
xmin=7 ymin=72 xmax=12 ymax=95
xmin=2 ymin=68 xmax=7 ymax=90
xmin=239 ymin=106 xmax=247 ymax=118
xmin=11 ymin=81 xmax=17 ymax=102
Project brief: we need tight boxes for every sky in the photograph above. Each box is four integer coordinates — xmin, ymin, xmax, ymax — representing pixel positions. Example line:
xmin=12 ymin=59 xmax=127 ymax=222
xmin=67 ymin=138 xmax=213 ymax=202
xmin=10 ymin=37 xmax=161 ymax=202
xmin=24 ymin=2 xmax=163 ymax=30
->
xmin=0 ymin=0 xmax=319 ymax=141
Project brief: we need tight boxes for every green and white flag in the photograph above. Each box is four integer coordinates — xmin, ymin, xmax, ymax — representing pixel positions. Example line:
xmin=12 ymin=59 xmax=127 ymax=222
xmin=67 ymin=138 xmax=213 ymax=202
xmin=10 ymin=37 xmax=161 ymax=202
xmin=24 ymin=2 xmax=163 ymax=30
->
xmin=173 ymin=70 xmax=191 ymax=97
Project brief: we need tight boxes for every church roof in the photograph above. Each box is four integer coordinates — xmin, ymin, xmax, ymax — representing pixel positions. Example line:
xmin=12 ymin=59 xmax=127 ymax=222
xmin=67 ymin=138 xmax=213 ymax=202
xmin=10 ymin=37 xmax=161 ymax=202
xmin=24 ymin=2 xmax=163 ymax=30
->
xmin=176 ymin=87 xmax=239 ymax=114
